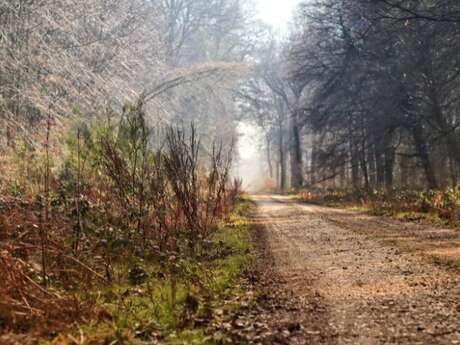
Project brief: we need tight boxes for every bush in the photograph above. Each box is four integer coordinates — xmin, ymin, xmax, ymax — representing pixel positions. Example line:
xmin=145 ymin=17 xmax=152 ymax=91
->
xmin=0 ymin=101 xmax=242 ymax=338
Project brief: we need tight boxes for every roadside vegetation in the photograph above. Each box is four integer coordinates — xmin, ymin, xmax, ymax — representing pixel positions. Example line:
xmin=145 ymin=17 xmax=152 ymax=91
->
xmin=0 ymin=101 xmax=256 ymax=345
xmin=0 ymin=1 xmax=266 ymax=343
xmin=6 ymin=0 xmax=460 ymax=343
xmin=297 ymin=187 xmax=460 ymax=227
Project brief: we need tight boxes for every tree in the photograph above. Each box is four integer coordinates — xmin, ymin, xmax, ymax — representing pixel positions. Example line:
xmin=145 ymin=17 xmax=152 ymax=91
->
xmin=287 ymin=0 xmax=460 ymax=191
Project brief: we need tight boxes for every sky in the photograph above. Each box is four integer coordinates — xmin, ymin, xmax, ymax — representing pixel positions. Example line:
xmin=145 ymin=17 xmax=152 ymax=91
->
xmin=256 ymin=0 xmax=301 ymax=31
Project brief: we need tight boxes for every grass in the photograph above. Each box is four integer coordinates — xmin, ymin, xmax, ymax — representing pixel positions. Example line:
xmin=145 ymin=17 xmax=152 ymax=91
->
xmin=346 ymin=204 xmax=447 ymax=223
xmin=296 ymin=189 xmax=460 ymax=228
xmin=38 ymin=200 xmax=254 ymax=345
xmin=364 ymin=206 xmax=456 ymax=227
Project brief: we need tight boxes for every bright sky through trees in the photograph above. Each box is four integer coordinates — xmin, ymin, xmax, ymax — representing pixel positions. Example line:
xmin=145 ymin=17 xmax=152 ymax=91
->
xmin=257 ymin=0 xmax=300 ymax=31
xmin=237 ymin=2 xmax=301 ymax=188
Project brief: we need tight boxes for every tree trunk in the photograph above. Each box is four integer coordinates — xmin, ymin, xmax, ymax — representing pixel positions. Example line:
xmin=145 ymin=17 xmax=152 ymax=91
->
xmin=367 ymin=142 xmax=376 ymax=188
xmin=290 ymin=111 xmax=303 ymax=189
xmin=310 ymin=138 xmax=318 ymax=186
xmin=384 ymin=131 xmax=395 ymax=192
xmin=359 ymin=137 xmax=370 ymax=191
xmin=438 ymin=147 xmax=450 ymax=188
xmin=412 ymin=124 xmax=438 ymax=189
xmin=350 ymin=140 xmax=360 ymax=191
xmin=279 ymin=127 xmax=287 ymax=192
xmin=400 ymin=149 xmax=410 ymax=188
xmin=266 ymin=135 xmax=273 ymax=179
xmin=449 ymin=156 xmax=458 ymax=187
xmin=432 ymin=95 xmax=460 ymax=173
xmin=374 ymin=136 xmax=385 ymax=189
xmin=339 ymin=163 xmax=346 ymax=189
xmin=275 ymin=160 xmax=280 ymax=188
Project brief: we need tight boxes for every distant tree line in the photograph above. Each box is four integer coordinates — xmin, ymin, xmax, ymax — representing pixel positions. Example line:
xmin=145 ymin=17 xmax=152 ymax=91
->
xmin=244 ymin=0 xmax=460 ymax=192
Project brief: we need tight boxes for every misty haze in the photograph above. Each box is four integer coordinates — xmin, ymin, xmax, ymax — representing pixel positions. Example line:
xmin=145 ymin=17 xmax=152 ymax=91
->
xmin=2 ymin=1 xmax=460 ymax=344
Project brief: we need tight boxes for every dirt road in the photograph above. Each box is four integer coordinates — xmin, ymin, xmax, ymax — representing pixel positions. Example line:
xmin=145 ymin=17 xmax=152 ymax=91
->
xmin=250 ymin=194 xmax=460 ymax=345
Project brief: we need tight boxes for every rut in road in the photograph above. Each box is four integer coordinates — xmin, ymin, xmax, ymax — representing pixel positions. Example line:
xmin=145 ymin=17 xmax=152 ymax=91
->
xmin=252 ymin=194 xmax=460 ymax=345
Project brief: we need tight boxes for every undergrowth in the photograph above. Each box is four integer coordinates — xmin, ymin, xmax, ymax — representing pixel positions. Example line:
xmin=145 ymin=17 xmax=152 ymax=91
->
xmin=49 ymin=200 xmax=254 ymax=345
xmin=298 ymin=187 xmax=460 ymax=227
xmin=0 ymin=101 xmax=248 ymax=345
xmin=1 ymin=200 xmax=253 ymax=345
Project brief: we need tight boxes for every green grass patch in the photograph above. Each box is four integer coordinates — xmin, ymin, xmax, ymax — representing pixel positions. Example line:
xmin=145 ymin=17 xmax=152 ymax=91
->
xmin=43 ymin=200 xmax=254 ymax=345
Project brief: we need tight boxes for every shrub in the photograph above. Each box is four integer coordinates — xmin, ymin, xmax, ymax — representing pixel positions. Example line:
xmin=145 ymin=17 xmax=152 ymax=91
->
xmin=0 ymin=100 xmax=242 ymax=337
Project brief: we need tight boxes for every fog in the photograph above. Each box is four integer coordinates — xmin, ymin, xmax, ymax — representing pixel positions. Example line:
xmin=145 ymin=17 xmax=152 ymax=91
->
xmin=236 ymin=123 xmax=265 ymax=191
xmin=236 ymin=0 xmax=301 ymax=191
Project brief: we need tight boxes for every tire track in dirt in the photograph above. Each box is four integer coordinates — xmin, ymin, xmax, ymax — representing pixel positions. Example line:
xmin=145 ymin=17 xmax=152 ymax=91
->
xmin=252 ymin=194 xmax=460 ymax=345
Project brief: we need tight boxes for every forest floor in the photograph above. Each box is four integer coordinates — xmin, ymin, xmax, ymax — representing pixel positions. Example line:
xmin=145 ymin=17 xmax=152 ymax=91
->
xmin=243 ymin=194 xmax=460 ymax=345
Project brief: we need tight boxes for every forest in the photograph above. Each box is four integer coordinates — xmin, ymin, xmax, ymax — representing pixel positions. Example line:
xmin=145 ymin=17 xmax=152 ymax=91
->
xmin=242 ymin=0 xmax=460 ymax=224
xmin=2 ymin=0 xmax=460 ymax=344
xmin=249 ymin=1 xmax=460 ymax=191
